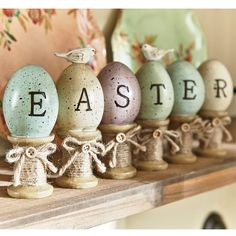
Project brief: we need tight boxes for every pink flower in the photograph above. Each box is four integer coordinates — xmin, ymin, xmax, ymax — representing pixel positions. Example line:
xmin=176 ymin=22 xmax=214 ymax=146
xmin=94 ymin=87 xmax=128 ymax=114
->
xmin=28 ymin=9 xmax=43 ymax=25
xmin=3 ymin=9 xmax=16 ymax=17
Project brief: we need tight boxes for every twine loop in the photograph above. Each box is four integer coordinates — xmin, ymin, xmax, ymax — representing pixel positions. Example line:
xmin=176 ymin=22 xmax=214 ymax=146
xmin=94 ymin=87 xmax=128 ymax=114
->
xmin=105 ymin=125 xmax=146 ymax=168
xmin=212 ymin=116 xmax=232 ymax=142
xmin=60 ymin=136 xmax=106 ymax=175
xmin=6 ymin=143 xmax=57 ymax=186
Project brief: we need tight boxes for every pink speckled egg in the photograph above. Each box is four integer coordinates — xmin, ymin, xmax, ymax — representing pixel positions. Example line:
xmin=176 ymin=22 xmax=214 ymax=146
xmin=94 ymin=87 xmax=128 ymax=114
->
xmin=97 ymin=62 xmax=141 ymax=125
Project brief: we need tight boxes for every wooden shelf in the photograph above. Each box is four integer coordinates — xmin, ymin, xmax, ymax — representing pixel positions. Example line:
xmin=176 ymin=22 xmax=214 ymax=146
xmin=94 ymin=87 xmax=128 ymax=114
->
xmin=1 ymin=144 xmax=236 ymax=229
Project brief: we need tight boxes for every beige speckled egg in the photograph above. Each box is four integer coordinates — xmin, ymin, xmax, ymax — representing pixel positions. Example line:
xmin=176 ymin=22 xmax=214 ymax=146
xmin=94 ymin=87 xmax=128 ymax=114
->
xmin=57 ymin=64 xmax=104 ymax=132
xmin=198 ymin=59 xmax=233 ymax=112
xmin=97 ymin=62 xmax=141 ymax=125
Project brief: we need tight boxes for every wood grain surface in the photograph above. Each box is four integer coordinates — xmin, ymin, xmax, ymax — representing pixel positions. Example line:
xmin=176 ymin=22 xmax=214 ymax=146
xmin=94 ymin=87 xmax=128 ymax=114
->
xmin=1 ymin=144 xmax=236 ymax=229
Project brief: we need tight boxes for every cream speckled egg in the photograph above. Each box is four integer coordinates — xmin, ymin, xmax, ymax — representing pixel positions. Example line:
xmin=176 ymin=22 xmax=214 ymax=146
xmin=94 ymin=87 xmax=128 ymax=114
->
xmin=57 ymin=64 xmax=104 ymax=132
xmin=97 ymin=62 xmax=141 ymax=125
xmin=167 ymin=61 xmax=205 ymax=117
xmin=198 ymin=59 xmax=233 ymax=112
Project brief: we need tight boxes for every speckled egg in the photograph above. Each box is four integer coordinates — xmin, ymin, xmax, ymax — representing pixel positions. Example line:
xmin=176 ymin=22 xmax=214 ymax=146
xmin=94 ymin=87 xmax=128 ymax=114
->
xmin=3 ymin=64 xmax=59 ymax=138
xmin=167 ymin=60 xmax=205 ymax=117
xmin=57 ymin=63 xmax=104 ymax=132
xmin=136 ymin=61 xmax=174 ymax=120
xmin=97 ymin=62 xmax=141 ymax=124
xmin=198 ymin=59 xmax=233 ymax=112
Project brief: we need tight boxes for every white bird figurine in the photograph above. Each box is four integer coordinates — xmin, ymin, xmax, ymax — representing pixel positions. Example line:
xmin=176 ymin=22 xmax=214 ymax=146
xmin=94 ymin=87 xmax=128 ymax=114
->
xmin=54 ymin=47 xmax=96 ymax=64
xmin=142 ymin=44 xmax=174 ymax=61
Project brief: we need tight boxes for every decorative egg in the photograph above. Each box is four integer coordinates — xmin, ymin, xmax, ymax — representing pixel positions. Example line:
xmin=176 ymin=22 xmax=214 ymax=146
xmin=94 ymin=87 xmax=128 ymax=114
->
xmin=57 ymin=63 xmax=104 ymax=132
xmin=136 ymin=61 xmax=174 ymax=120
xmin=167 ymin=60 xmax=205 ymax=117
xmin=97 ymin=62 xmax=141 ymax=124
xmin=198 ymin=59 xmax=233 ymax=112
xmin=3 ymin=65 xmax=59 ymax=138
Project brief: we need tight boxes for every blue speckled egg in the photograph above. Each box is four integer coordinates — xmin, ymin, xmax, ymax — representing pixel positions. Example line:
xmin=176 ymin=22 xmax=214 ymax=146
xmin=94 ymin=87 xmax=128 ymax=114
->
xmin=167 ymin=61 xmax=205 ymax=117
xmin=3 ymin=65 xmax=59 ymax=138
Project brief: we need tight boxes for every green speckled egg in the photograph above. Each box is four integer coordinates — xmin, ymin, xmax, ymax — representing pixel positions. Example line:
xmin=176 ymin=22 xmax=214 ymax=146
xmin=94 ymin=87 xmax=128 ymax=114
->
xmin=167 ymin=61 xmax=205 ymax=117
xmin=3 ymin=65 xmax=59 ymax=138
xmin=136 ymin=61 xmax=174 ymax=120
xmin=57 ymin=64 xmax=104 ymax=132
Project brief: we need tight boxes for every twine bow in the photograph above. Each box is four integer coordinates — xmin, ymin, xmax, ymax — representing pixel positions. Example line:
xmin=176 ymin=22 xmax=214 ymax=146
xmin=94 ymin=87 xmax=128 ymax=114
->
xmin=105 ymin=125 xmax=146 ymax=168
xmin=197 ymin=116 xmax=232 ymax=148
xmin=6 ymin=143 xmax=57 ymax=186
xmin=196 ymin=119 xmax=214 ymax=148
xmin=137 ymin=128 xmax=180 ymax=154
xmin=60 ymin=136 xmax=106 ymax=175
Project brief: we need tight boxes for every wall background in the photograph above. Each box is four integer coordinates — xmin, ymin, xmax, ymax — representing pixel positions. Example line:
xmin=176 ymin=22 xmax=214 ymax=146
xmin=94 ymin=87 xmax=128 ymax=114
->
xmin=93 ymin=9 xmax=236 ymax=115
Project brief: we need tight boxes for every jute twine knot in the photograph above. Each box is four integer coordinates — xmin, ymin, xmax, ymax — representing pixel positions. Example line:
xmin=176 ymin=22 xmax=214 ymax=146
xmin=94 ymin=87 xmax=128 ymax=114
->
xmin=136 ymin=128 xmax=180 ymax=155
xmin=105 ymin=125 xmax=146 ymax=168
xmin=59 ymin=136 xmax=106 ymax=176
xmin=179 ymin=117 xmax=203 ymax=134
xmin=6 ymin=143 xmax=57 ymax=187
xmin=199 ymin=116 xmax=232 ymax=148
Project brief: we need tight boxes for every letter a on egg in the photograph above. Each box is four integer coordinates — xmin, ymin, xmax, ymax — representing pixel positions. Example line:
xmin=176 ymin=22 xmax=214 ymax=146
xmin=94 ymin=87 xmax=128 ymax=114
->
xmin=75 ymin=88 xmax=92 ymax=111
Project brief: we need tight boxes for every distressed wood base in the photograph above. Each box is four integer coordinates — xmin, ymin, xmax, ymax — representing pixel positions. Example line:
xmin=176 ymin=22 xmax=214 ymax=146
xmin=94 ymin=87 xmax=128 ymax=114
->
xmin=195 ymin=148 xmax=227 ymax=158
xmin=165 ymin=153 xmax=197 ymax=164
xmin=98 ymin=166 xmax=137 ymax=180
xmin=55 ymin=175 xmax=98 ymax=189
xmin=7 ymin=184 xmax=53 ymax=199
xmin=135 ymin=160 xmax=168 ymax=171
xmin=55 ymin=129 xmax=100 ymax=189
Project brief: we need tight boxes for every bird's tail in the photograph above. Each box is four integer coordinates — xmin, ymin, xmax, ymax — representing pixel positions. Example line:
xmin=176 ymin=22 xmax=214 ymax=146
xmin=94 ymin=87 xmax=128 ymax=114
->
xmin=54 ymin=52 xmax=68 ymax=59
xmin=167 ymin=49 xmax=175 ymax=53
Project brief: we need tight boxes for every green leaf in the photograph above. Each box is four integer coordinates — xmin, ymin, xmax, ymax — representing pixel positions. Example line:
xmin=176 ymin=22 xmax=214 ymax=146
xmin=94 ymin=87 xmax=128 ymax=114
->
xmin=4 ymin=30 xmax=17 ymax=42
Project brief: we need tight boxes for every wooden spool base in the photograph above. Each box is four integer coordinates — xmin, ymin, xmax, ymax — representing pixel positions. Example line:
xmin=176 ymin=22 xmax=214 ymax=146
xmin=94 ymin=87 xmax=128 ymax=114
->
xmin=97 ymin=166 xmax=137 ymax=180
xmin=197 ymin=110 xmax=230 ymax=158
xmin=167 ymin=115 xmax=198 ymax=164
xmin=135 ymin=160 xmax=168 ymax=171
xmin=195 ymin=148 xmax=227 ymax=158
xmin=55 ymin=175 xmax=98 ymax=189
xmin=136 ymin=119 xmax=169 ymax=171
xmin=7 ymin=135 xmax=55 ymax=199
xmin=55 ymin=129 xmax=100 ymax=189
xmin=165 ymin=153 xmax=197 ymax=164
xmin=99 ymin=123 xmax=138 ymax=180
xmin=7 ymin=184 xmax=53 ymax=199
